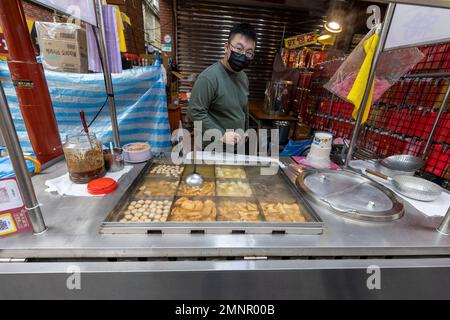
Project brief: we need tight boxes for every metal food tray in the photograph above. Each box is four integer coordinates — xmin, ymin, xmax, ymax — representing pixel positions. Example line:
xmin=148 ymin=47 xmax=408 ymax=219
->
xmin=100 ymin=160 xmax=323 ymax=235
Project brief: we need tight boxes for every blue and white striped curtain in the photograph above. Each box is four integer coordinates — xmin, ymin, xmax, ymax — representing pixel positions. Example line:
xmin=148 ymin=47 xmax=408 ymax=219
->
xmin=0 ymin=61 xmax=172 ymax=152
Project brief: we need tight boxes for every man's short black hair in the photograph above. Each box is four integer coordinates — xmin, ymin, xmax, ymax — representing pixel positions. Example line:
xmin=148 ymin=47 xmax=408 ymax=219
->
xmin=228 ymin=23 xmax=257 ymax=44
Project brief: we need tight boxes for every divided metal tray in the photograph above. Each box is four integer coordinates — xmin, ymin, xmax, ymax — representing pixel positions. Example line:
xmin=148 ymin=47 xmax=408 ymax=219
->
xmin=100 ymin=160 xmax=323 ymax=235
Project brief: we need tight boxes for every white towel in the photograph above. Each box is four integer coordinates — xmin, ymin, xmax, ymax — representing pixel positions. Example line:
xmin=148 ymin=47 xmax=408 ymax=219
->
xmin=45 ymin=166 xmax=133 ymax=197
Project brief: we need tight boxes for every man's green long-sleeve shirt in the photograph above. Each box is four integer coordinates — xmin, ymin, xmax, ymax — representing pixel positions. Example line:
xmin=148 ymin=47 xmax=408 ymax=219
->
xmin=187 ymin=62 xmax=249 ymax=134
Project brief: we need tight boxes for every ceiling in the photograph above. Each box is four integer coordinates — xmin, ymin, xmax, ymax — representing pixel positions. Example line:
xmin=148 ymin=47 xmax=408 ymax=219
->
xmin=204 ymin=0 xmax=333 ymax=14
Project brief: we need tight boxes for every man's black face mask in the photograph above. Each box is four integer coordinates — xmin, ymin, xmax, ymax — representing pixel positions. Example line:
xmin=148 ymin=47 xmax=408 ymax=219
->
xmin=228 ymin=50 xmax=251 ymax=72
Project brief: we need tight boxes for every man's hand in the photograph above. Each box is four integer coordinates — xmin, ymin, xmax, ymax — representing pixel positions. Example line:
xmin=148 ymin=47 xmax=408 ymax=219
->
xmin=221 ymin=132 xmax=241 ymax=145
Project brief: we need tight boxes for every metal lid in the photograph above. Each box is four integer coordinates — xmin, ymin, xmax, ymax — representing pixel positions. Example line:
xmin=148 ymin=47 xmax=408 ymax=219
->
xmin=296 ymin=170 xmax=404 ymax=222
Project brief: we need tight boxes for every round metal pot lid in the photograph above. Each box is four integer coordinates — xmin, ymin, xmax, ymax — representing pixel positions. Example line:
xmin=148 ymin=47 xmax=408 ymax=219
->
xmin=296 ymin=169 xmax=404 ymax=222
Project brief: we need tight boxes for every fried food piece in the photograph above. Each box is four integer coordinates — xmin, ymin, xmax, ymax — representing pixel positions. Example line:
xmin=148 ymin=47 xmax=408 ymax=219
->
xmin=216 ymin=181 xmax=252 ymax=197
xmin=215 ymin=166 xmax=247 ymax=179
xmin=260 ymin=202 xmax=306 ymax=222
xmin=137 ymin=180 xmax=179 ymax=196
xmin=169 ymin=197 xmax=217 ymax=222
xmin=178 ymin=181 xmax=215 ymax=196
xmin=217 ymin=201 xmax=261 ymax=222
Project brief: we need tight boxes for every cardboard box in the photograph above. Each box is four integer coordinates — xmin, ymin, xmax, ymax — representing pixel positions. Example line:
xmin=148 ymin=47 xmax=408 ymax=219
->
xmin=35 ymin=22 xmax=88 ymax=73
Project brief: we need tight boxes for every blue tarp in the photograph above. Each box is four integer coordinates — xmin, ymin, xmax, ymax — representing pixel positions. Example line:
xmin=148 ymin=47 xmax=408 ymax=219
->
xmin=0 ymin=62 xmax=172 ymax=153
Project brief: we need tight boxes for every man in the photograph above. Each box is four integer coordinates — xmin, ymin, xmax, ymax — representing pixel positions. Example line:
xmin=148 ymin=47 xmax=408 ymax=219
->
xmin=187 ymin=23 xmax=256 ymax=147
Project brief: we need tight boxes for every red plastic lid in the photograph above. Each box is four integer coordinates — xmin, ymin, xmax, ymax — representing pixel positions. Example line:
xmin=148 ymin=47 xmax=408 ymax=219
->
xmin=87 ymin=178 xmax=118 ymax=195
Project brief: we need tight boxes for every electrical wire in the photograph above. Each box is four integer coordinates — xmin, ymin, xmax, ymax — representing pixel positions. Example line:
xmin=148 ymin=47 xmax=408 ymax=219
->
xmin=86 ymin=25 xmax=110 ymax=129
xmin=81 ymin=4 xmax=167 ymax=129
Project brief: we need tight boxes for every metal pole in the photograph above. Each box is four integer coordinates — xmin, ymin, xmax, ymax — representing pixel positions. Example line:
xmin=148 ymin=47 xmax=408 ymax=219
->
xmin=0 ymin=0 xmax=63 ymax=164
xmin=173 ymin=0 xmax=179 ymax=64
xmin=94 ymin=0 xmax=121 ymax=148
xmin=0 ymin=82 xmax=47 ymax=234
xmin=437 ymin=205 xmax=450 ymax=235
xmin=280 ymin=23 xmax=287 ymax=51
xmin=344 ymin=3 xmax=397 ymax=167
xmin=326 ymin=94 xmax=335 ymax=128
xmin=421 ymin=84 xmax=450 ymax=159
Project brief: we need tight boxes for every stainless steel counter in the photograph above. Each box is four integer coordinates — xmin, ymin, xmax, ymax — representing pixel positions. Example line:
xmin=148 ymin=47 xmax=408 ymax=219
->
xmin=1 ymin=158 xmax=449 ymax=259
xmin=2 ymin=158 xmax=450 ymax=299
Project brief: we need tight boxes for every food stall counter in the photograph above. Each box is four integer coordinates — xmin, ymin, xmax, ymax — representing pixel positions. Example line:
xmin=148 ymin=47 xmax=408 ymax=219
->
xmin=1 ymin=157 xmax=450 ymax=299
xmin=0 ymin=157 xmax=449 ymax=259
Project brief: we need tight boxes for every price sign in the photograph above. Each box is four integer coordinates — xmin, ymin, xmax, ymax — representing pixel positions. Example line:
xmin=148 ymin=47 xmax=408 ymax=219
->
xmin=284 ymin=32 xmax=318 ymax=49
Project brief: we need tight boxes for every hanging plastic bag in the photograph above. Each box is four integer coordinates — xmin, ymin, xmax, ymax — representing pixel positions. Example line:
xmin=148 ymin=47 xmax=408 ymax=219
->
xmin=324 ymin=27 xmax=425 ymax=123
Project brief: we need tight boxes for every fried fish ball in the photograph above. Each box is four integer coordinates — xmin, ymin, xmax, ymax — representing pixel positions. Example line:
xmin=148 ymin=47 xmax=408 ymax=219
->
xmin=121 ymin=198 xmax=174 ymax=223
xmin=149 ymin=164 xmax=184 ymax=177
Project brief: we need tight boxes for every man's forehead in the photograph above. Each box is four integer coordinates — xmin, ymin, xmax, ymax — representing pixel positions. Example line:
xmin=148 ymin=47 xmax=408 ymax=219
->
xmin=230 ymin=34 xmax=256 ymax=49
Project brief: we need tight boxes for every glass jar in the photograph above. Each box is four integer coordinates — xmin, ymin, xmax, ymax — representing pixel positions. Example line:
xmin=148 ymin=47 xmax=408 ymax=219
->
xmin=63 ymin=133 xmax=106 ymax=184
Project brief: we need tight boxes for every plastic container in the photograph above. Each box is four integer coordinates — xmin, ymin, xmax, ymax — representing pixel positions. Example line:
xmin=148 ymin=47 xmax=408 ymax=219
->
xmin=123 ymin=142 xmax=152 ymax=163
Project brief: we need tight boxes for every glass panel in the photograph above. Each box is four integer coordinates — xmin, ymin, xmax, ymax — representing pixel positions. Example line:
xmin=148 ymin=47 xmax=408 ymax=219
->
xmin=106 ymin=160 xmax=321 ymax=226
